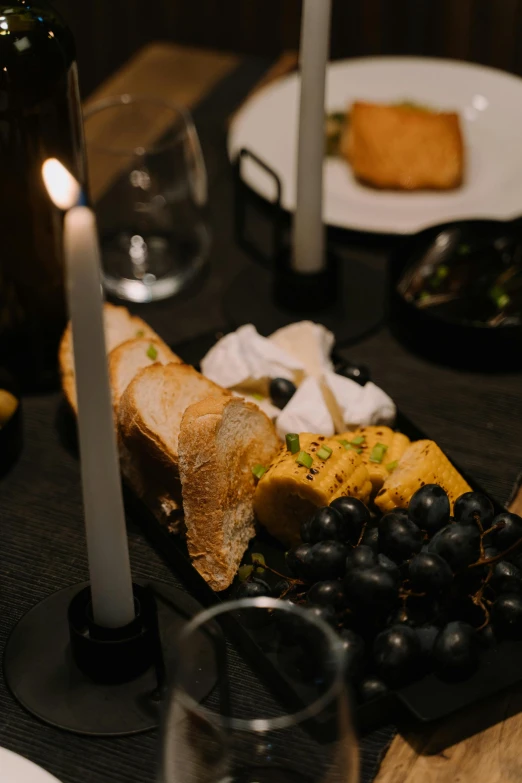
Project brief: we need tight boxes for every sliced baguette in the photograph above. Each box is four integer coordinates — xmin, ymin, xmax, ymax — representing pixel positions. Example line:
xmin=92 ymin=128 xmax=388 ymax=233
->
xmin=179 ymin=395 xmax=281 ymax=591
xmin=118 ymin=362 xmax=230 ymax=475
xmin=59 ymin=302 xmax=160 ymax=414
xmin=108 ymin=337 xmax=181 ymax=415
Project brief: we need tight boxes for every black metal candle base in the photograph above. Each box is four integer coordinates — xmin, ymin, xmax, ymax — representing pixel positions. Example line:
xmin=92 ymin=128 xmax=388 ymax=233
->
xmin=224 ymin=247 xmax=385 ymax=345
xmin=3 ymin=580 xmax=216 ymax=736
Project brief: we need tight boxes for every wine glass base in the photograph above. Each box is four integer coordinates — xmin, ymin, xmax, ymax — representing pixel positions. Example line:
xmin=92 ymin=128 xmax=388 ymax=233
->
xmin=223 ymin=256 xmax=385 ymax=345
xmin=3 ymin=580 xmax=216 ymax=736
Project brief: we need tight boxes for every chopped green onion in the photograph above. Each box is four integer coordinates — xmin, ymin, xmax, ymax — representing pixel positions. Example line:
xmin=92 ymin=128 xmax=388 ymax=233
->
xmin=489 ymin=284 xmax=511 ymax=310
xmin=147 ymin=344 xmax=158 ymax=360
xmin=296 ymin=451 xmax=313 ymax=469
xmin=386 ymin=460 xmax=398 ymax=471
xmin=252 ymin=553 xmax=266 ymax=568
xmin=252 ymin=392 xmax=264 ymax=401
xmin=252 ymin=464 xmax=267 ymax=480
xmin=350 ymin=435 xmax=366 ymax=445
xmin=286 ymin=433 xmax=300 ymax=454
xmin=238 ymin=565 xmax=253 ymax=582
xmin=317 ymin=446 xmax=333 ymax=460
xmin=136 ymin=329 xmax=145 ymax=338
xmin=457 ymin=243 xmax=471 ymax=255
xmin=338 ymin=439 xmax=362 ymax=454
xmin=369 ymin=443 xmax=389 ymax=464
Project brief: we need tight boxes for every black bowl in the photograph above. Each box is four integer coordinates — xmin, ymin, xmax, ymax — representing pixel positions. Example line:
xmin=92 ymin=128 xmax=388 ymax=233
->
xmin=389 ymin=219 xmax=522 ymax=371
xmin=0 ymin=368 xmax=23 ymax=478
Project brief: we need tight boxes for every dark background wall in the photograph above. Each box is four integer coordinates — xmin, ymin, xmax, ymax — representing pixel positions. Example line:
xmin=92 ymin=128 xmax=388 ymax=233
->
xmin=52 ymin=0 xmax=522 ymax=98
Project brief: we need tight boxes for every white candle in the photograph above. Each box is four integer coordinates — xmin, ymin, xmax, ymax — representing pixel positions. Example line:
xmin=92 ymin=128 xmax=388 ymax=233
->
xmin=43 ymin=159 xmax=135 ymax=629
xmin=292 ymin=0 xmax=332 ymax=274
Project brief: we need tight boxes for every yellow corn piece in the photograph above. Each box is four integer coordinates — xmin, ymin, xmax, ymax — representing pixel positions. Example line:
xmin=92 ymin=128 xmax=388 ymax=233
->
xmin=339 ymin=426 xmax=410 ymax=495
xmin=375 ymin=439 xmax=472 ymax=514
xmin=254 ymin=433 xmax=372 ymax=547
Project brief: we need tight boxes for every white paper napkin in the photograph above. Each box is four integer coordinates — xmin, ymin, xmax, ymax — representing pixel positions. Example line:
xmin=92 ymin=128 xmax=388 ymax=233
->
xmin=270 ymin=321 xmax=334 ymax=377
xmin=323 ymin=371 xmax=396 ymax=429
xmin=200 ymin=324 xmax=305 ymax=394
xmin=276 ymin=376 xmax=335 ymax=440
xmin=200 ymin=323 xmax=396 ymax=438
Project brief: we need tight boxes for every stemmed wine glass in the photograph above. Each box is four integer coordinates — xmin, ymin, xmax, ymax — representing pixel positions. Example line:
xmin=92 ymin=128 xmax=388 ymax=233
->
xmin=161 ymin=597 xmax=359 ymax=783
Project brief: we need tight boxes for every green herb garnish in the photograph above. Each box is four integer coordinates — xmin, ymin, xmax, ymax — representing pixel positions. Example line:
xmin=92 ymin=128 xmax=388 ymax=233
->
xmin=286 ymin=433 xmax=300 ymax=454
xmin=350 ymin=435 xmax=366 ymax=445
xmin=369 ymin=443 xmax=389 ymax=464
xmin=238 ymin=565 xmax=253 ymax=582
xmin=338 ymin=439 xmax=362 ymax=454
xmin=252 ymin=464 xmax=267 ymax=480
xmin=457 ymin=243 xmax=471 ymax=256
xmin=252 ymin=393 xmax=264 ymax=401
xmin=386 ymin=460 xmax=398 ymax=471
xmin=147 ymin=344 xmax=158 ymax=360
xmin=296 ymin=451 xmax=313 ymax=469
xmin=317 ymin=446 xmax=333 ymax=461
xmin=490 ymin=284 xmax=510 ymax=310
xmin=136 ymin=329 xmax=145 ymax=338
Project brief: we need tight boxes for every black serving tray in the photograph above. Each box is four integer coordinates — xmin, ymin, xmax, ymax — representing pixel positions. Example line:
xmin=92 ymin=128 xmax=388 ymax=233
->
xmin=124 ymin=332 xmax=519 ymax=733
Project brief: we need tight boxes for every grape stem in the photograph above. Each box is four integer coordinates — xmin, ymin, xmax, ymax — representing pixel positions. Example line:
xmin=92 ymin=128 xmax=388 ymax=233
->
xmin=470 ymin=532 xmax=522 ymax=568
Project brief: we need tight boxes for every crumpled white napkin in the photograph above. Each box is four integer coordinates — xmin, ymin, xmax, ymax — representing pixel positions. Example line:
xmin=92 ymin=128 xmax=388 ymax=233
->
xmin=200 ymin=324 xmax=304 ymax=394
xmin=276 ymin=376 xmax=335 ymax=440
xmin=323 ymin=371 xmax=396 ymax=429
xmin=270 ymin=321 xmax=334 ymax=378
xmin=200 ymin=322 xmax=396 ymax=436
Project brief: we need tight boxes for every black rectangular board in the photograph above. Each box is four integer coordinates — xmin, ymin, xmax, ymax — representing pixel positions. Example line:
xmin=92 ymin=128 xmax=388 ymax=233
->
xmin=125 ymin=331 xmax=520 ymax=732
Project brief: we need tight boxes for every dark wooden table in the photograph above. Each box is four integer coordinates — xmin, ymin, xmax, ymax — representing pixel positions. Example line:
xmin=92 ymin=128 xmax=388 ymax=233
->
xmin=1 ymin=43 xmax=522 ymax=783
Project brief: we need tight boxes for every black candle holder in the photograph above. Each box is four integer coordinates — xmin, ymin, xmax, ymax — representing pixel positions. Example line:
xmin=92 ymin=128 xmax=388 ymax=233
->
xmin=228 ymin=148 xmax=385 ymax=343
xmin=3 ymin=580 xmax=216 ymax=736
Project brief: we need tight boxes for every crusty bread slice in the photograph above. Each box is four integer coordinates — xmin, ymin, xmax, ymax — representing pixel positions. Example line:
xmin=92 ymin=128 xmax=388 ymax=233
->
xmin=179 ymin=395 xmax=281 ymax=591
xmin=108 ymin=337 xmax=181 ymax=415
xmin=118 ymin=362 xmax=230 ymax=475
xmin=59 ymin=302 xmax=159 ymax=413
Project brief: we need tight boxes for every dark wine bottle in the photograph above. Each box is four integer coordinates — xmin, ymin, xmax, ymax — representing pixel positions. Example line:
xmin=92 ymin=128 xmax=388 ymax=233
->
xmin=0 ymin=1 xmax=85 ymax=390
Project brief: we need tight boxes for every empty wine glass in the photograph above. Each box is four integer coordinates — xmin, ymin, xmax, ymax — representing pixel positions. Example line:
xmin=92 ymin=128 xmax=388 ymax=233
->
xmin=161 ymin=597 xmax=359 ymax=783
xmin=84 ymin=94 xmax=210 ymax=303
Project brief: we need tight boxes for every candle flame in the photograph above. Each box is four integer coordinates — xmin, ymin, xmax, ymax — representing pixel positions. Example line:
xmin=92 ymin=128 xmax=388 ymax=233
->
xmin=42 ymin=158 xmax=81 ymax=210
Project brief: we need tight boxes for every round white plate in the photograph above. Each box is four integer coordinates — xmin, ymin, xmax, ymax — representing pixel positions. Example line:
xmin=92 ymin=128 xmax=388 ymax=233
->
xmin=229 ymin=56 xmax=522 ymax=234
xmin=1 ymin=747 xmax=62 ymax=783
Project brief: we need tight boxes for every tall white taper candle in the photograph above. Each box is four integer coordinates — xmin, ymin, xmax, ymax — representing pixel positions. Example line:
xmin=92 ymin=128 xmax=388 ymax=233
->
xmin=64 ymin=206 xmax=135 ymax=628
xmin=291 ymin=0 xmax=332 ymax=274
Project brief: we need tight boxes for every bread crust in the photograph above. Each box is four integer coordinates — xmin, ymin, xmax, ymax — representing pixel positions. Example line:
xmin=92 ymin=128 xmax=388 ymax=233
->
xmin=58 ymin=303 xmax=159 ymax=414
xmin=118 ymin=363 xmax=230 ymax=476
xmin=179 ymin=395 xmax=280 ymax=590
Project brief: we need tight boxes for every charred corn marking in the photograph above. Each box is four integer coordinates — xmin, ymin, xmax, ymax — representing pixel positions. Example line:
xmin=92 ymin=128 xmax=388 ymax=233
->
xmin=339 ymin=426 xmax=410 ymax=495
xmin=375 ymin=439 xmax=471 ymax=514
xmin=254 ymin=433 xmax=372 ymax=547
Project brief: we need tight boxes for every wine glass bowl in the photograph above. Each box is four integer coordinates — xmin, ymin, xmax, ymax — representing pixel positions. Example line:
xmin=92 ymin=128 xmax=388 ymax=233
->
xmin=162 ymin=597 xmax=359 ymax=783
xmin=84 ymin=94 xmax=210 ymax=303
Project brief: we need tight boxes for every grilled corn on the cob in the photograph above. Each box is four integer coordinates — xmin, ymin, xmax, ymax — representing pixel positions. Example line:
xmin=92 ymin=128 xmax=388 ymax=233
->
xmin=339 ymin=426 xmax=410 ymax=494
xmin=375 ymin=439 xmax=472 ymax=514
xmin=254 ymin=433 xmax=372 ymax=546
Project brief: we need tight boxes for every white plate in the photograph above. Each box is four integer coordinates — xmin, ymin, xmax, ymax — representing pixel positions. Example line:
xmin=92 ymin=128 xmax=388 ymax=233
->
xmin=229 ymin=56 xmax=522 ymax=235
xmin=1 ymin=747 xmax=63 ymax=783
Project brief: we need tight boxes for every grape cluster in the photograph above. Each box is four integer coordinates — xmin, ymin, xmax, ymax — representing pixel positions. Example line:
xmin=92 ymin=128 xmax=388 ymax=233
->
xmin=237 ymin=485 xmax=522 ymax=703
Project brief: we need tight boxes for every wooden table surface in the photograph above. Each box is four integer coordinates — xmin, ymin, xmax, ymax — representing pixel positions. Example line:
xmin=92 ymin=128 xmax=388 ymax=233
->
xmin=84 ymin=42 xmax=522 ymax=783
